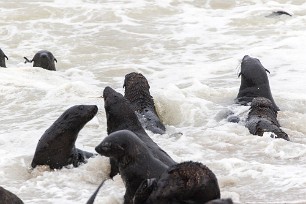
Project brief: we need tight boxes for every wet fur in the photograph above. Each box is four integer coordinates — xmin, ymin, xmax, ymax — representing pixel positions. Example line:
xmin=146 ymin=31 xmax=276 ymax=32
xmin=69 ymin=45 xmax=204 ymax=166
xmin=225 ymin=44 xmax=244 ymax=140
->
xmin=246 ymin=97 xmax=289 ymax=141
xmin=0 ymin=186 xmax=24 ymax=204
xmin=95 ymin=130 xmax=168 ymax=204
xmin=103 ymin=86 xmax=176 ymax=178
xmin=123 ymin=72 xmax=166 ymax=134
xmin=236 ymin=55 xmax=279 ymax=111
xmin=134 ymin=161 xmax=221 ymax=204
xmin=31 ymin=105 xmax=98 ymax=169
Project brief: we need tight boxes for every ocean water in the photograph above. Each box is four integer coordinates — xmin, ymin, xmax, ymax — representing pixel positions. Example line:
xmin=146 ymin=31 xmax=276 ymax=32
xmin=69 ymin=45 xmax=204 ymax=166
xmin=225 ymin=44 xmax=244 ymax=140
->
xmin=1 ymin=0 xmax=306 ymax=203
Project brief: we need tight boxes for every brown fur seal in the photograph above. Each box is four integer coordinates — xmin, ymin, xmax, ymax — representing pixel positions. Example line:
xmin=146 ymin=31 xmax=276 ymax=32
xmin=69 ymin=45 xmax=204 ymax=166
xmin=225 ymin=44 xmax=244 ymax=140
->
xmin=0 ymin=186 xmax=23 ymax=204
xmin=133 ymin=161 xmax=221 ymax=204
xmin=95 ymin=130 xmax=169 ymax=204
xmin=0 ymin=48 xmax=8 ymax=68
xmin=246 ymin=97 xmax=290 ymax=141
xmin=24 ymin=50 xmax=57 ymax=71
xmin=31 ymin=105 xmax=98 ymax=169
xmin=103 ymin=86 xmax=176 ymax=178
xmin=236 ymin=55 xmax=279 ymax=111
xmin=123 ymin=72 xmax=166 ymax=134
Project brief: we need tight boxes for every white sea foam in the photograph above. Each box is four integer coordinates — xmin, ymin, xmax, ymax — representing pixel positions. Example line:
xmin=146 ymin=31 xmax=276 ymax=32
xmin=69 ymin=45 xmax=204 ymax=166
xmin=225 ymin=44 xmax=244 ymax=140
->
xmin=1 ymin=0 xmax=306 ymax=203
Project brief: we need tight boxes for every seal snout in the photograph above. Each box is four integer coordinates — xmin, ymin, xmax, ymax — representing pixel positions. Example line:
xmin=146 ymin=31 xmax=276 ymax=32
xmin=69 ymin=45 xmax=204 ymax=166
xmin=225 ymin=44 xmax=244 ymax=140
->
xmin=103 ymin=86 xmax=115 ymax=99
xmin=242 ymin=55 xmax=250 ymax=61
xmin=95 ymin=142 xmax=112 ymax=155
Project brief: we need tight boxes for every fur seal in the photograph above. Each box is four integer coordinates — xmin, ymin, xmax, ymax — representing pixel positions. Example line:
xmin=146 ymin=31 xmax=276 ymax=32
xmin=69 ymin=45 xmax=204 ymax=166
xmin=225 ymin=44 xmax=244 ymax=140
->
xmin=31 ymin=105 xmax=98 ymax=169
xmin=246 ymin=97 xmax=290 ymax=141
xmin=95 ymin=130 xmax=169 ymax=204
xmin=123 ymin=72 xmax=166 ymax=134
xmin=133 ymin=161 xmax=221 ymax=204
xmin=103 ymin=86 xmax=176 ymax=178
xmin=0 ymin=48 xmax=8 ymax=68
xmin=0 ymin=186 xmax=23 ymax=204
xmin=24 ymin=50 xmax=57 ymax=71
xmin=236 ymin=55 xmax=279 ymax=111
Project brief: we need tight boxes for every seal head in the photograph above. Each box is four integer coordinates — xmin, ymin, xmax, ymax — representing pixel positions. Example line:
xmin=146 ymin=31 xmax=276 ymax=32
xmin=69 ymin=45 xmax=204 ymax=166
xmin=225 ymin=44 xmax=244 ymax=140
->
xmin=24 ymin=50 xmax=57 ymax=71
xmin=236 ymin=55 xmax=279 ymax=111
xmin=31 ymin=105 xmax=98 ymax=169
xmin=95 ymin=130 xmax=168 ymax=204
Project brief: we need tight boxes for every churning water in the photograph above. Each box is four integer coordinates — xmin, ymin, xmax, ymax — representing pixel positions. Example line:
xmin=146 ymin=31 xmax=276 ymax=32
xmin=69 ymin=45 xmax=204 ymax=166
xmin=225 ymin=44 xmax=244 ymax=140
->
xmin=1 ymin=0 xmax=306 ymax=203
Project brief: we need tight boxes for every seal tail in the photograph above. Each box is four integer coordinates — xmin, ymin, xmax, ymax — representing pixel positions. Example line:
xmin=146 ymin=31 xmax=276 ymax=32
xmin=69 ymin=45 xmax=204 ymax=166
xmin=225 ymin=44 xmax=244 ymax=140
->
xmin=86 ymin=179 xmax=106 ymax=204
xmin=24 ymin=57 xmax=32 ymax=64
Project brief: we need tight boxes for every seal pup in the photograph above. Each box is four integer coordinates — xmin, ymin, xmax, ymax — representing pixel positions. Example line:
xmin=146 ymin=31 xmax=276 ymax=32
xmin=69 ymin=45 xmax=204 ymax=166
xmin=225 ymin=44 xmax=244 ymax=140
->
xmin=246 ymin=97 xmax=290 ymax=141
xmin=236 ymin=55 xmax=279 ymax=111
xmin=0 ymin=186 xmax=23 ymax=204
xmin=133 ymin=161 xmax=221 ymax=204
xmin=103 ymin=86 xmax=176 ymax=177
xmin=123 ymin=72 xmax=166 ymax=134
xmin=31 ymin=105 xmax=98 ymax=169
xmin=95 ymin=130 xmax=169 ymax=204
xmin=0 ymin=48 xmax=8 ymax=68
xmin=24 ymin=50 xmax=57 ymax=71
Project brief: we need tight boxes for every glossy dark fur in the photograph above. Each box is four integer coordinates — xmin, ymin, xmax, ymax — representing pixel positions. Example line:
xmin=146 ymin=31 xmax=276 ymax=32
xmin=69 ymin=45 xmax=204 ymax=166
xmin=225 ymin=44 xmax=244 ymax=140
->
xmin=246 ymin=97 xmax=289 ymax=141
xmin=31 ymin=105 xmax=98 ymax=169
xmin=95 ymin=130 xmax=168 ymax=204
xmin=134 ymin=161 xmax=221 ymax=204
xmin=0 ymin=48 xmax=8 ymax=68
xmin=236 ymin=55 xmax=279 ymax=111
xmin=124 ymin=72 xmax=166 ymax=134
xmin=0 ymin=186 xmax=23 ymax=204
xmin=103 ymin=86 xmax=176 ymax=177
xmin=24 ymin=50 xmax=57 ymax=71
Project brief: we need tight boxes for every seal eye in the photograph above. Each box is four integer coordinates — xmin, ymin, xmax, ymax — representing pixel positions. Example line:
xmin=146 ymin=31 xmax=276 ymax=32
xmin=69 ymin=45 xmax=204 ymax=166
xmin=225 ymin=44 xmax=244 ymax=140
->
xmin=79 ymin=105 xmax=84 ymax=111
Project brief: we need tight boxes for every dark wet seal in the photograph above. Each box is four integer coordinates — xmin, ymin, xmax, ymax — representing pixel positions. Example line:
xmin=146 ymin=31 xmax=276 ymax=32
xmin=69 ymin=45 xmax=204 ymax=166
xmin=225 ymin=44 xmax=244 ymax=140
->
xmin=246 ymin=97 xmax=290 ymax=141
xmin=0 ymin=186 xmax=24 ymax=204
xmin=236 ymin=55 xmax=280 ymax=111
xmin=0 ymin=48 xmax=8 ymax=68
xmin=103 ymin=86 xmax=176 ymax=178
xmin=266 ymin=10 xmax=292 ymax=17
xmin=95 ymin=130 xmax=169 ymax=204
xmin=123 ymin=72 xmax=166 ymax=134
xmin=24 ymin=50 xmax=57 ymax=71
xmin=31 ymin=105 xmax=98 ymax=169
xmin=134 ymin=161 xmax=221 ymax=204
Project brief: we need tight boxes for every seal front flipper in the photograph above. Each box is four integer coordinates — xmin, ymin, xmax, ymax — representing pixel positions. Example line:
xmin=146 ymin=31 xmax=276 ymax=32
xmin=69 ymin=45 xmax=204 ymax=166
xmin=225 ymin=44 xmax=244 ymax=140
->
xmin=24 ymin=57 xmax=32 ymax=64
xmin=31 ymin=105 xmax=98 ymax=169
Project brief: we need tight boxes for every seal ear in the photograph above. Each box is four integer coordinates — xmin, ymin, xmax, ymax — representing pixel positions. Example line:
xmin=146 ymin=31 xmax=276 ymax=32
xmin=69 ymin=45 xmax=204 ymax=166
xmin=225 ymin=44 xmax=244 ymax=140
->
xmin=265 ymin=68 xmax=270 ymax=74
xmin=54 ymin=58 xmax=57 ymax=63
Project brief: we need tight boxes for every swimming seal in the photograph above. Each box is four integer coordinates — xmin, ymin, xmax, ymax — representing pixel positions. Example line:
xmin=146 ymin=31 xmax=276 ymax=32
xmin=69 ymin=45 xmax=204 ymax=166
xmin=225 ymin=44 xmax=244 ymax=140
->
xmin=133 ymin=161 xmax=221 ymax=204
xmin=123 ymin=72 xmax=166 ymax=134
xmin=246 ymin=97 xmax=290 ymax=141
xmin=31 ymin=105 xmax=98 ymax=169
xmin=0 ymin=48 xmax=8 ymax=68
xmin=24 ymin=50 xmax=57 ymax=71
xmin=236 ymin=55 xmax=279 ymax=111
xmin=0 ymin=186 xmax=23 ymax=204
xmin=95 ymin=130 xmax=169 ymax=204
xmin=103 ymin=86 xmax=176 ymax=178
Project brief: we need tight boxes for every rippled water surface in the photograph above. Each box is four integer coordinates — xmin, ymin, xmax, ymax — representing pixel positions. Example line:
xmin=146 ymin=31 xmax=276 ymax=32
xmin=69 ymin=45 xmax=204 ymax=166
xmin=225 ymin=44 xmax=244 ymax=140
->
xmin=1 ymin=0 xmax=306 ymax=203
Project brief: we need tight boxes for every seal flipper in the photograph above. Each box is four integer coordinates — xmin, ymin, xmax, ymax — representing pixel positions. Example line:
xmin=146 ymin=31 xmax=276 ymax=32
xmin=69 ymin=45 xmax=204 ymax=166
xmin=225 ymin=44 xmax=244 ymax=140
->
xmin=69 ymin=148 xmax=95 ymax=167
xmin=24 ymin=57 xmax=32 ymax=63
xmin=109 ymin=158 xmax=119 ymax=179
xmin=86 ymin=180 xmax=106 ymax=204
